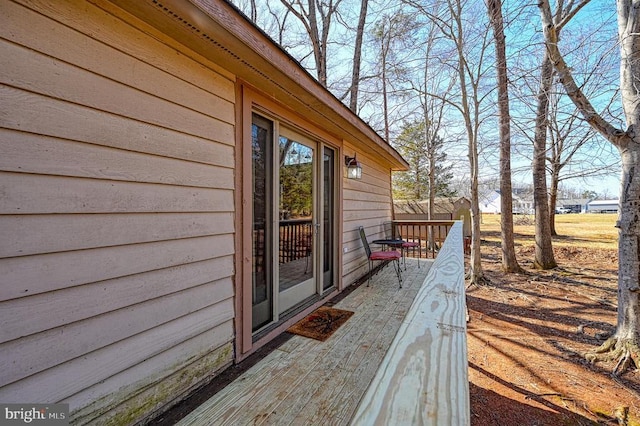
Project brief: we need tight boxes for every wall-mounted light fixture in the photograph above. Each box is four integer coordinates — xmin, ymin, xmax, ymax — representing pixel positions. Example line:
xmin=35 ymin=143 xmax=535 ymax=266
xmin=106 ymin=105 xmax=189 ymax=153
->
xmin=345 ymin=154 xmax=362 ymax=180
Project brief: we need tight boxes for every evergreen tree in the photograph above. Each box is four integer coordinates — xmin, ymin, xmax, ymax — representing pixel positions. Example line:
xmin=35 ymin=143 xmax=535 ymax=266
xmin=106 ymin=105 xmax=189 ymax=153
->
xmin=393 ymin=120 xmax=454 ymax=200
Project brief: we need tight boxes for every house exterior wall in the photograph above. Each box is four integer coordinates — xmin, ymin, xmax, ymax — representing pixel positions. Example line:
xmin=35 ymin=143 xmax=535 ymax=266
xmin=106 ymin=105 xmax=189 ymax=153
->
xmin=0 ymin=0 xmax=236 ymax=423
xmin=342 ymin=144 xmax=396 ymax=285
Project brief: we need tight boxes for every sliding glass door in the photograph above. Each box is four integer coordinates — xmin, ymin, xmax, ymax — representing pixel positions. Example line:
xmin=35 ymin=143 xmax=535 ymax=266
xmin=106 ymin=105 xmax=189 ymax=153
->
xmin=251 ymin=113 xmax=336 ymax=332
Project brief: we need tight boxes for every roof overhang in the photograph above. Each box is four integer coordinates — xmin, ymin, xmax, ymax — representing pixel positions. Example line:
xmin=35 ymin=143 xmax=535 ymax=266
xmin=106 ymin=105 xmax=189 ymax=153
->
xmin=106 ymin=0 xmax=408 ymax=171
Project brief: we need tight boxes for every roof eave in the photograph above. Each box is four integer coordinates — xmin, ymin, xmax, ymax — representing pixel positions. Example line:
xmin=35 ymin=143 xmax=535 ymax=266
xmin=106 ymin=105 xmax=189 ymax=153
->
xmin=107 ymin=0 xmax=408 ymax=171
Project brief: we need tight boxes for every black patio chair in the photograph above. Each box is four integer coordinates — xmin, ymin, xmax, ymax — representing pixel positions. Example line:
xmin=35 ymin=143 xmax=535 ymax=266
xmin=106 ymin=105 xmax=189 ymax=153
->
xmin=358 ymin=226 xmax=402 ymax=288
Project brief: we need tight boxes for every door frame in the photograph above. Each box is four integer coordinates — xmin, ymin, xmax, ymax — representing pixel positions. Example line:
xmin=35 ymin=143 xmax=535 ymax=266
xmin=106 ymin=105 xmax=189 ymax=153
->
xmin=235 ymin=83 xmax=343 ymax=360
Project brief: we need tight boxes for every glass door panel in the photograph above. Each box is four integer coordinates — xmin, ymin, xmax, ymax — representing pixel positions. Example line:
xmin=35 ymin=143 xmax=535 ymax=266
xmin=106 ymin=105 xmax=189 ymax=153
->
xmin=251 ymin=114 xmax=273 ymax=330
xmin=278 ymin=130 xmax=316 ymax=313
xmin=322 ymin=147 xmax=335 ymax=291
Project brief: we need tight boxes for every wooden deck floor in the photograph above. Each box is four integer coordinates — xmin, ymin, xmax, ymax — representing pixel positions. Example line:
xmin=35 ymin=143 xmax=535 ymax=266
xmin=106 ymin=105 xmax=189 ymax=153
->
xmin=176 ymin=258 xmax=432 ymax=426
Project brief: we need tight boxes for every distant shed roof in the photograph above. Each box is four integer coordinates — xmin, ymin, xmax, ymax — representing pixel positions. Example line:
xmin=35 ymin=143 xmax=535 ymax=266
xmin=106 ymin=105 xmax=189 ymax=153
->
xmin=394 ymin=197 xmax=469 ymax=215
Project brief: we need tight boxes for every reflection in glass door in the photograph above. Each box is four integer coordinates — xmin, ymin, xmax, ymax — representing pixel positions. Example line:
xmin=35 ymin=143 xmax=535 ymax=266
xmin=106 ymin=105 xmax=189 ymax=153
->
xmin=251 ymin=114 xmax=273 ymax=330
xmin=278 ymin=130 xmax=316 ymax=314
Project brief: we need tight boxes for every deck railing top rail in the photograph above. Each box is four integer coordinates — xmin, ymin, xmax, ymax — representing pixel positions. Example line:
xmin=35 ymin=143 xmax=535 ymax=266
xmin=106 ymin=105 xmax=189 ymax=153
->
xmin=392 ymin=219 xmax=455 ymax=225
xmin=351 ymin=221 xmax=469 ymax=425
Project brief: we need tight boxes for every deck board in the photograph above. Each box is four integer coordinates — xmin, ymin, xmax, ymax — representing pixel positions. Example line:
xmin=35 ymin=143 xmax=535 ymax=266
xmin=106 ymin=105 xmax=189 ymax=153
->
xmin=176 ymin=259 xmax=432 ymax=426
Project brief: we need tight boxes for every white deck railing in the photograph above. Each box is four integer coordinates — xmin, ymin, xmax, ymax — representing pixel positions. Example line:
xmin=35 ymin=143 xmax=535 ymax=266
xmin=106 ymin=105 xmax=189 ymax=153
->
xmin=351 ymin=221 xmax=469 ymax=425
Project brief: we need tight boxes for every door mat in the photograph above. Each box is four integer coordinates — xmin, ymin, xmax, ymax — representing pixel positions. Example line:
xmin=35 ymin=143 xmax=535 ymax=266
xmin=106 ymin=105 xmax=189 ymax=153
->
xmin=287 ymin=306 xmax=355 ymax=341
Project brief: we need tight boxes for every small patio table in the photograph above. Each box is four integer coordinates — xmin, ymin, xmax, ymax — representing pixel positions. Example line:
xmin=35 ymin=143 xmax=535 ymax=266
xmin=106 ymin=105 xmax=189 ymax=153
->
xmin=372 ymin=238 xmax=419 ymax=269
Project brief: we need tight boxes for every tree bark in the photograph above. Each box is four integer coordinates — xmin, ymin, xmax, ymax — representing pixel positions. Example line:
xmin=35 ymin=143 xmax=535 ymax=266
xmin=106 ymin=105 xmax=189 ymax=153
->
xmin=548 ymin=166 xmax=560 ymax=236
xmin=532 ymin=51 xmax=558 ymax=269
xmin=349 ymin=0 xmax=368 ymax=112
xmin=306 ymin=0 xmax=326 ymax=86
xmin=487 ymin=0 xmax=521 ymax=273
xmin=381 ymin=43 xmax=389 ymax=142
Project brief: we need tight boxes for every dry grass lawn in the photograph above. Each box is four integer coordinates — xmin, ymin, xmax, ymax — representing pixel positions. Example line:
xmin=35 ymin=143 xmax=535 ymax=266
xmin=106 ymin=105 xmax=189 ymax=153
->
xmin=480 ymin=212 xmax=618 ymax=250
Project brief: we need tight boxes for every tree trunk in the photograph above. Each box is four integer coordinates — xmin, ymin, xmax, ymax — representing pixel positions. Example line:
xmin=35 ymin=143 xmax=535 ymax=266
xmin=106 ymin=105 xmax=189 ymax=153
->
xmin=615 ymin=148 xmax=640 ymax=354
xmin=349 ymin=0 xmax=368 ymax=112
xmin=487 ymin=0 xmax=521 ymax=273
xmin=586 ymin=148 xmax=640 ymax=372
xmin=469 ymin=148 xmax=483 ymax=282
xmin=306 ymin=0 xmax=326 ymax=86
xmin=250 ymin=0 xmax=257 ymax=22
xmin=449 ymin=0 xmax=484 ymax=284
xmin=532 ymin=52 xmax=557 ymax=269
xmin=381 ymin=40 xmax=390 ymax=142
xmin=549 ymin=166 xmax=559 ymax=236
xmin=428 ymin=129 xmax=436 ymax=249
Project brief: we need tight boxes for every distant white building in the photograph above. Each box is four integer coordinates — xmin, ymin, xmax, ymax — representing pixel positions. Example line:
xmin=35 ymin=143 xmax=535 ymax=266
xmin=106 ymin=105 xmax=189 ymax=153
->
xmin=586 ymin=199 xmax=619 ymax=213
xmin=513 ymin=193 xmax=534 ymax=215
xmin=557 ymin=198 xmax=591 ymax=213
xmin=480 ymin=190 xmax=533 ymax=214
xmin=480 ymin=190 xmax=502 ymax=214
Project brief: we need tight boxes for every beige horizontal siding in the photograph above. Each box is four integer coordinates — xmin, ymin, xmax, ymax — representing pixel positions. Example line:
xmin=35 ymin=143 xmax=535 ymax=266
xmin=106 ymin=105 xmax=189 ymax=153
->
xmin=69 ymin=332 xmax=234 ymax=424
xmin=0 ymin=87 xmax=234 ymax=165
xmin=0 ymin=279 xmax=234 ymax=387
xmin=0 ymin=0 xmax=235 ymax=104
xmin=0 ymin=302 xmax=235 ymax=403
xmin=1 ymin=39 xmax=234 ymax=139
xmin=0 ymin=213 xmax=234 ymax=258
xmin=0 ymin=172 xmax=234 ymax=214
xmin=0 ymin=256 xmax=234 ymax=343
xmin=341 ymin=146 xmax=395 ymax=286
xmin=0 ymin=235 xmax=234 ymax=300
xmin=0 ymin=129 xmax=233 ymax=188
xmin=0 ymin=0 xmax=237 ymax=422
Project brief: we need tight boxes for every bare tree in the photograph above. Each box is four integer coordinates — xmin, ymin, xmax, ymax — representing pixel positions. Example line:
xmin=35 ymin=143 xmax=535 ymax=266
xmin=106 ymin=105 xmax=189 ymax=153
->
xmin=279 ymin=0 xmax=345 ymax=87
xmin=445 ymin=0 xmax=492 ymax=284
xmin=531 ymin=0 xmax=595 ymax=269
xmin=371 ymin=12 xmax=417 ymax=141
xmin=547 ymin=87 xmax=619 ymax=235
xmin=532 ymin=15 xmax=558 ymax=270
xmin=395 ymin=10 xmax=454 ymax=219
xmin=372 ymin=15 xmax=393 ymax=142
xmin=539 ymin=0 xmax=639 ymax=373
xmin=404 ymin=0 xmax=493 ymax=284
xmin=547 ymin=16 xmax=619 ymax=234
xmin=349 ymin=0 xmax=368 ymax=112
xmin=487 ymin=0 xmax=521 ymax=272
xmin=400 ymin=0 xmax=493 ymax=283
xmin=506 ymin=7 xmax=619 ymax=236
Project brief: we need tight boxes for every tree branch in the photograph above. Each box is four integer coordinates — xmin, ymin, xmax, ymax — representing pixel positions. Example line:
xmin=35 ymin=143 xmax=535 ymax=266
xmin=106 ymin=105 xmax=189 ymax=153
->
xmin=538 ymin=0 xmax=627 ymax=148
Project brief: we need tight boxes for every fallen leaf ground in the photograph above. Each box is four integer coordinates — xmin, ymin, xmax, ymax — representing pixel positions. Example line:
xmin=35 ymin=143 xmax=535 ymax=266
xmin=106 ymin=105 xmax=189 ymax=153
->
xmin=468 ymin=243 xmax=639 ymax=425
